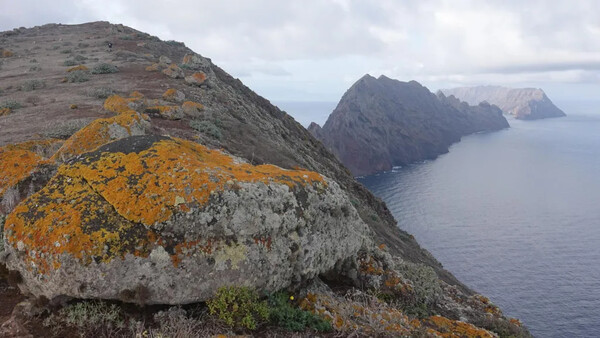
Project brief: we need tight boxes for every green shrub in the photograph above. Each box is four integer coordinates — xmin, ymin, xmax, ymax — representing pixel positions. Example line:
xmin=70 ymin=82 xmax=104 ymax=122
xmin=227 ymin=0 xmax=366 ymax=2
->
xmin=67 ymin=70 xmax=90 ymax=83
xmin=28 ymin=65 xmax=41 ymax=72
xmin=91 ymin=63 xmax=119 ymax=74
xmin=86 ymin=87 xmax=115 ymax=99
xmin=268 ymin=292 xmax=332 ymax=332
xmin=63 ymin=59 xmax=77 ymax=66
xmin=43 ymin=301 xmax=129 ymax=337
xmin=29 ymin=58 xmax=38 ymax=63
xmin=207 ymin=286 xmax=269 ymax=330
xmin=42 ymin=118 xmax=92 ymax=139
xmin=77 ymin=42 xmax=89 ymax=48
xmin=21 ymin=79 xmax=45 ymax=91
xmin=60 ymin=49 xmax=72 ymax=54
xmin=73 ymin=54 xmax=87 ymax=62
xmin=0 ymin=100 xmax=22 ymax=109
xmin=190 ymin=119 xmax=222 ymax=139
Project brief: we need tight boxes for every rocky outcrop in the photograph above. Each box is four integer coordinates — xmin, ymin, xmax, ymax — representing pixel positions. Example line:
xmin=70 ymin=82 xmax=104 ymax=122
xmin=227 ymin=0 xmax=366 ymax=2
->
xmin=441 ymin=86 xmax=566 ymax=120
xmin=309 ymin=75 xmax=509 ymax=176
xmin=3 ymin=134 xmax=370 ymax=304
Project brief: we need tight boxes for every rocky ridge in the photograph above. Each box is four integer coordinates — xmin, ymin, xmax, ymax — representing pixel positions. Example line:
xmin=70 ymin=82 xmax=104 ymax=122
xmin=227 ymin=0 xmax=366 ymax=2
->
xmin=309 ymin=75 xmax=509 ymax=176
xmin=0 ymin=22 xmax=528 ymax=337
xmin=441 ymin=85 xmax=566 ymax=120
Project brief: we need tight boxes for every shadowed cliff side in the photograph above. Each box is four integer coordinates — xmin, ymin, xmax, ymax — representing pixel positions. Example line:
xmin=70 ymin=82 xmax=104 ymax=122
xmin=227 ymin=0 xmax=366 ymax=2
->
xmin=309 ymin=75 xmax=509 ymax=176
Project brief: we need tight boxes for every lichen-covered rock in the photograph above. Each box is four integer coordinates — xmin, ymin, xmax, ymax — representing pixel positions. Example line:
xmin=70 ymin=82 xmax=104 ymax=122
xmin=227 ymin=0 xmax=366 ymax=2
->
xmin=162 ymin=88 xmax=185 ymax=103
xmin=145 ymin=63 xmax=160 ymax=72
xmin=50 ymin=111 xmax=150 ymax=162
xmin=144 ymin=105 xmax=184 ymax=120
xmin=0 ymin=140 xmax=62 ymax=214
xmin=3 ymin=135 xmax=371 ymax=304
xmin=185 ymin=72 xmax=206 ymax=87
xmin=158 ymin=55 xmax=172 ymax=65
xmin=182 ymin=53 xmax=211 ymax=70
xmin=181 ymin=101 xmax=204 ymax=116
xmin=162 ymin=64 xmax=184 ymax=79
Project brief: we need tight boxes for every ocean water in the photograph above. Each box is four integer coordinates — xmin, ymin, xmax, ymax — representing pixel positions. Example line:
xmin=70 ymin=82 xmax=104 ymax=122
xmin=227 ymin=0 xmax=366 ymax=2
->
xmin=358 ymin=111 xmax=600 ymax=337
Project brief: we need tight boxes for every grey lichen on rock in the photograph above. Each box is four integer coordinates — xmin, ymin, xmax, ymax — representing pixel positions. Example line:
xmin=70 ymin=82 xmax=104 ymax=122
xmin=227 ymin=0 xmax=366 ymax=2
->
xmin=3 ymin=135 xmax=372 ymax=305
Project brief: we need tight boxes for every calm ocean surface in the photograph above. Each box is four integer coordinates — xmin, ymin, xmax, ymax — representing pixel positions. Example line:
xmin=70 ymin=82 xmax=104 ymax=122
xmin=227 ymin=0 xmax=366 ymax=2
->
xmin=358 ymin=108 xmax=600 ymax=337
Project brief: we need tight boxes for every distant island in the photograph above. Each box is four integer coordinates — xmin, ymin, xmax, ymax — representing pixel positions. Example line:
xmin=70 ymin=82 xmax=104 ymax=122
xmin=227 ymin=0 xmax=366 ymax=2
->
xmin=441 ymin=86 xmax=566 ymax=120
xmin=309 ymin=75 xmax=509 ymax=176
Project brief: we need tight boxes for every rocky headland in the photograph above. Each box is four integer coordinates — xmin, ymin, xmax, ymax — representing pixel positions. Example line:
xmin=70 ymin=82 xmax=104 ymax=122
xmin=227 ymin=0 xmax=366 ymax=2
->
xmin=441 ymin=85 xmax=566 ymax=120
xmin=0 ymin=22 xmax=528 ymax=337
xmin=309 ymin=75 xmax=509 ymax=176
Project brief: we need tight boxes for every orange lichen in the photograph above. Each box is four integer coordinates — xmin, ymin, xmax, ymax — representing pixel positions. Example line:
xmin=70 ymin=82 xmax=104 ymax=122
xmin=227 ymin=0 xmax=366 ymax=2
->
xmin=0 ymin=107 xmax=11 ymax=116
xmin=129 ymin=91 xmax=144 ymax=99
xmin=1 ymin=49 xmax=13 ymax=58
xmin=162 ymin=64 xmax=183 ymax=78
xmin=182 ymin=54 xmax=193 ymax=65
xmin=0 ymin=139 xmax=62 ymax=194
xmin=300 ymin=292 xmax=414 ymax=335
xmin=190 ymin=72 xmax=206 ymax=83
xmin=0 ymin=148 xmax=46 ymax=195
xmin=145 ymin=105 xmax=177 ymax=114
xmin=5 ymin=136 xmax=326 ymax=273
xmin=67 ymin=65 xmax=89 ymax=72
xmin=50 ymin=112 xmax=149 ymax=162
xmin=66 ymin=137 xmax=325 ymax=225
xmin=103 ymin=94 xmax=137 ymax=114
xmin=182 ymin=101 xmax=203 ymax=111
xmin=145 ymin=63 xmax=160 ymax=72
xmin=4 ymin=173 xmax=145 ymax=274
xmin=509 ymin=318 xmax=522 ymax=327
xmin=425 ymin=316 xmax=494 ymax=338
xmin=162 ymin=88 xmax=177 ymax=100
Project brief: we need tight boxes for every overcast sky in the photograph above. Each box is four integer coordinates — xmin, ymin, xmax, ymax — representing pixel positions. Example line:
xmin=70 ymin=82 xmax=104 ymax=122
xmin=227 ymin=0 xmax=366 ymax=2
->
xmin=1 ymin=0 xmax=599 ymax=103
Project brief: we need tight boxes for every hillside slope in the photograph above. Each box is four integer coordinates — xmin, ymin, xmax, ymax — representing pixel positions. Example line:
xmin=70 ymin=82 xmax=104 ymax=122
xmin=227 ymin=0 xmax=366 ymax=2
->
xmin=0 ymin=22 xmax=528 ymax=337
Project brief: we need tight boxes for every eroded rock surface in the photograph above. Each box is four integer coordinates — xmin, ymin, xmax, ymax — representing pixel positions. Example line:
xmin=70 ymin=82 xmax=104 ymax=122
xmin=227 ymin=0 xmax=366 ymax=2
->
xmin=3 ymin=135 xmax=370 ymax=304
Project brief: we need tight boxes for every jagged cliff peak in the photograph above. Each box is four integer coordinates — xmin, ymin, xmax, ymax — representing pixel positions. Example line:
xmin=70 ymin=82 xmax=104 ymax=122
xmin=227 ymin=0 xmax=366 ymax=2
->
xmin=310 ymin=75 xmax=509 ymax=176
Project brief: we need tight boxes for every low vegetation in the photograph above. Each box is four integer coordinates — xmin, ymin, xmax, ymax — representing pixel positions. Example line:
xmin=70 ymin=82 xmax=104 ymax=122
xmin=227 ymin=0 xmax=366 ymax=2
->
xmin=86 ymin=87 xmax=115 ymax=99
xmin=67 ymin=70 xmax=90 ymax=83
xmin=268 ymin=291 xmax=332 ymax=332
xmin=207 ymin=286 xmax=269 ymax=330
xmin=189 ymin=119 xmax=222 ymax=139
xmin=63 ymin=59 xmax=77 ymax=66
xmin=42 ymin=118 xmax=93 ymax=139
xmin=43 ymin=301 xmax=130 ymax=337
xmin=21 ymin=79 xmax=46 ymax=91
xmin=91 ymin=63 xmax=119 ymax=74
xmin=0 ymin=100 xmax=22 ymax=110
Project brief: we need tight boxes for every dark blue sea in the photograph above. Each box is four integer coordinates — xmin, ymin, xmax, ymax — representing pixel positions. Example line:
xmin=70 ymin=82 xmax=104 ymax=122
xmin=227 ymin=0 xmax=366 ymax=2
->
xmin=357 ymin=105 xmax=600 ymax=337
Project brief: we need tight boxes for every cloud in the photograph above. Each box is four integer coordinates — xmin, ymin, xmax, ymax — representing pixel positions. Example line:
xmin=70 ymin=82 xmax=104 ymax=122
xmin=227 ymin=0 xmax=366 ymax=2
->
xmin=0 ymin=0 xmax=598 ymax=100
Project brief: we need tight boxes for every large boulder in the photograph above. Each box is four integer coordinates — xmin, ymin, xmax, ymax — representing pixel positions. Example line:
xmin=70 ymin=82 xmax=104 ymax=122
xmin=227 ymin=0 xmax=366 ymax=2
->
xmin=2 ymin=135 xmax=370 ymax=304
